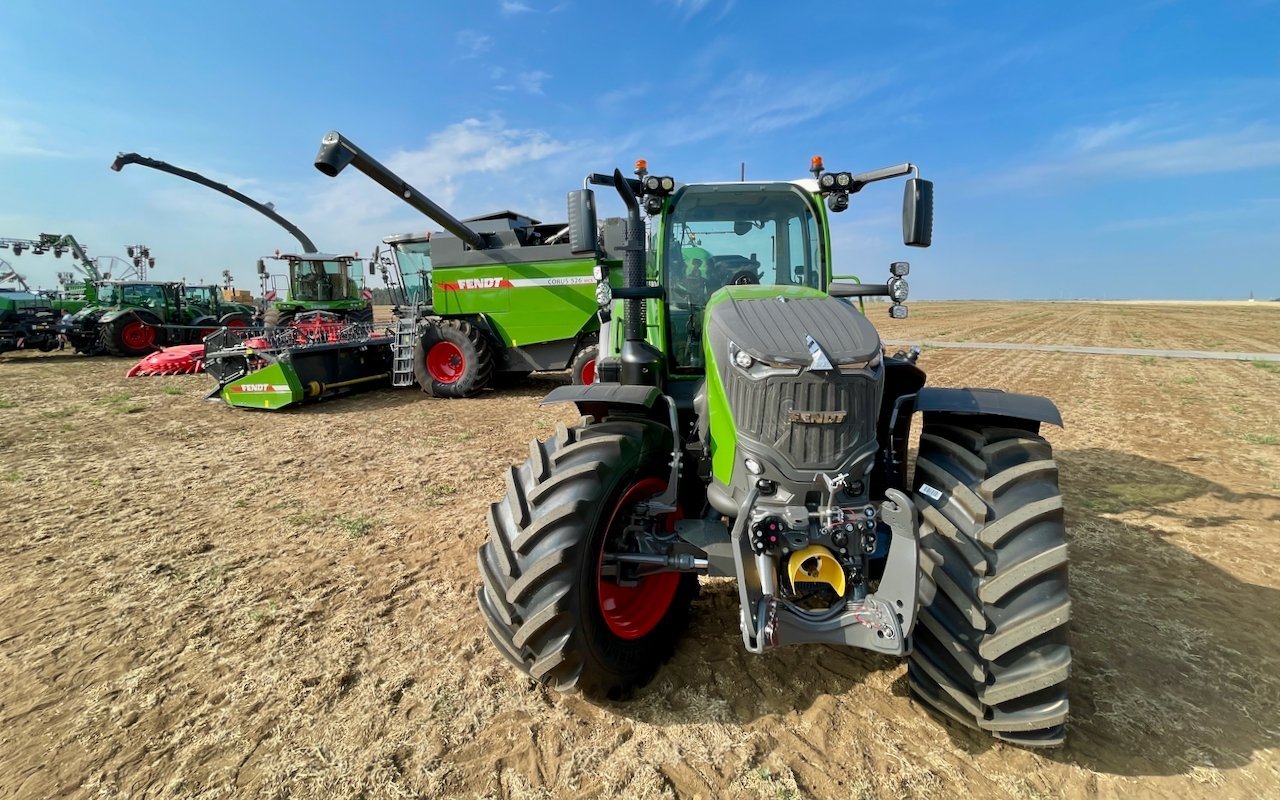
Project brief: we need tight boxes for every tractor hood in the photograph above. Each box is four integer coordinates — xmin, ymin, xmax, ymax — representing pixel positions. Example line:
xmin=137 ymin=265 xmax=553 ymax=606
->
xmin=705 ymin=285 xmax=882 ymax=365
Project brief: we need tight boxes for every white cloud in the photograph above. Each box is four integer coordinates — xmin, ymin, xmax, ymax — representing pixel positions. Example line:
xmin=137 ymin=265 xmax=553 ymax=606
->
xmin=996 ymin=124 xmax=1280 ymax=189
xmin=456 ymin=30 xmax=494 ymax=58
xmin=500 ymin=0 xmax=533 ymax=13
xmin=0 ymin=115 xmax=79 ymax=158
xmin=667 ymin=0 xmax=736 ymax=20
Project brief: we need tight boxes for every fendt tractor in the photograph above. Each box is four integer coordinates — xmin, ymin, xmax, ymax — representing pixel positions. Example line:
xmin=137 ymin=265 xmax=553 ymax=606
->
xmin=315 ymin=131 xmax=603 ymax=396
xmin=111 ymin=152 xmax=373 ymax=328
xmin=477 ymin=159 xmax=1072 ymax=747
xmin=0 ymin=265 xmax=61 ymax=354
xmin=59 ymin=280 xmax=230 ymax=356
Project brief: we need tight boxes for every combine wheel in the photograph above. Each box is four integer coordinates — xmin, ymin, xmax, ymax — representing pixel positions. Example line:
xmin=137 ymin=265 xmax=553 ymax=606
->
xmin=104 ymin=312 xmax=163 ymax=357
xmin=477 ymin=420 xmax=697 ymax=700
xmin=348 ymin=306 xmax=374 ymax=325
xmin=908 ymin=416 xmax=1071 ymax=747
xmin=413 ymin=319 xmax=492 ymax=398
xmin=570 ymin=343 xmax=599 ymax=385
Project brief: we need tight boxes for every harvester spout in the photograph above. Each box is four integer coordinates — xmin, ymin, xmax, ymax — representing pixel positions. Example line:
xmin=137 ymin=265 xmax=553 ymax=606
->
xmin=111 ymin=152 xmax=318 ymax=253
xmin=313 ymin=130 xmax=488 ymax=252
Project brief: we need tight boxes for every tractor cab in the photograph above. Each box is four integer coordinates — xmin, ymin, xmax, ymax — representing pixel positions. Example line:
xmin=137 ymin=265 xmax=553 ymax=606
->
xmin=96 ymin=281 xmax=181 ymax=320
xmin=659 ymin=182 xmax=827 ymax=371
xmin=272 ymin=253 xmax=362 ymax=303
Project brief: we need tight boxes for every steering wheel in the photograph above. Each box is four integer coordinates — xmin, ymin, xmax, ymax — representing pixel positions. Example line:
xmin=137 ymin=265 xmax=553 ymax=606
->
xmin=727 ymin=269 xmax=760 ymax=286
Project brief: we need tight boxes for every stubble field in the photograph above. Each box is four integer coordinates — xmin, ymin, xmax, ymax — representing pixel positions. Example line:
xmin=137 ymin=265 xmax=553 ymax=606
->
xmin=1 ymin=301 xmax=1278 ymax=799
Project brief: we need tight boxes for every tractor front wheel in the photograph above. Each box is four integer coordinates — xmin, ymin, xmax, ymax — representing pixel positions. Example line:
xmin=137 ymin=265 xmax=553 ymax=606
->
xmin=104 ymin=314 xmax=162 ymax=357
xmin=413 ymin=319 xmax=492 ymax=398
xmin=570 ymin=343 xmax=599 ymax=385
xmin=908 ymin=416 xmax=1071 ymax=747
xmin=477 ymin=419 xmax=697 ymax=700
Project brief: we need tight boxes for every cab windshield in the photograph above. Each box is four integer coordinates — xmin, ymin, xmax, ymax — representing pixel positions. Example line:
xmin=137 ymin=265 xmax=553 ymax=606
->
xmin=663 ymin=183 xmax=823 ymax=368
xmin=394 ymin=241 xmax=432 ymax=305
xmin=290 ymin=259 xmax=355 ymax=301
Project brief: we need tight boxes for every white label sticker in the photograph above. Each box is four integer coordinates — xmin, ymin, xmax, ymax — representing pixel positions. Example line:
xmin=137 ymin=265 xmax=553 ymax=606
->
xmin=919 ymin=483 xmax=943 ymax=501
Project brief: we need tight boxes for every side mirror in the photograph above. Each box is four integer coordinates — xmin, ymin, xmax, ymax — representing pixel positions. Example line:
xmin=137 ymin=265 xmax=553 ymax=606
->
xmin=256 ymin=259 xmax=266 ymax=275
xmin=568 ymin=189 xmax=598 ymax=255
xmin=369 ymin=262 xmax=376 ymax=276
xmin=902 ymin=178 xmax=933 ymax=248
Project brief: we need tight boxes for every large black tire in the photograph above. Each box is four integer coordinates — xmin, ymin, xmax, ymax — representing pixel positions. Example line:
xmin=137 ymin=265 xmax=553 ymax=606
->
xmin=413 ymin=319 xmax=492 ymax=398
xmin=348 ymin=305 xmax=374 ymax=325
xmin=103 ymin=312 xmax=164 ymax=357
xmin=262 ymin=307 xmax=293 ymax=328
xmin=569 ymin=343 xmax=599 ymax=385
xmin=908 ymin=416 xmax=1071 ymax=747
xmin=477 ymin=419 xmax=698 ymax=700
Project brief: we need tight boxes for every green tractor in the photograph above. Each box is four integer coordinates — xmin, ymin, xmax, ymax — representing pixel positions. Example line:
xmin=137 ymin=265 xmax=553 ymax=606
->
xmin=477 ymin=159 xmax=1072 ymax=747
xmin=0 ymin=286 xmax=61 ymax=354
xmin=181 ymin=284 xmax=256 ymax=327
xmin=257 ymin=252 xmax=373 ymax=327
xmin=59 ymin=281 xmax=222 ymax=356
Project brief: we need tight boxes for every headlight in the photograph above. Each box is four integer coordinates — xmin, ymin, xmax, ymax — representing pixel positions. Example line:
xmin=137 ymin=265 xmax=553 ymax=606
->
xmin=887 ymin=276 xmax=909 ymax=303
xmin=595 ymin=281 xmax=612 ymax=307
xmin=838 ymin=350 xmax=883 ymax=372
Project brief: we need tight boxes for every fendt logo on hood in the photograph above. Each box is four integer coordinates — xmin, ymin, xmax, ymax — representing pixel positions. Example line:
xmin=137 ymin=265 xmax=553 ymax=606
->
xmin=787 ymin=410 xmax=847 ymax=424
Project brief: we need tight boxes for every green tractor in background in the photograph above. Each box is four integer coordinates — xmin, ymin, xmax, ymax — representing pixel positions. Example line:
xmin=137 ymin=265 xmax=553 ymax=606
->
xmin=477 ymin=159 xmax=1073 ymax=747
xmin=59 ymin=280 xmax=223 ymax=356
xmin=181 ymin=284 xmax=256 ymax=327
xmin=257 ymin=251 xmax=373 ymax=327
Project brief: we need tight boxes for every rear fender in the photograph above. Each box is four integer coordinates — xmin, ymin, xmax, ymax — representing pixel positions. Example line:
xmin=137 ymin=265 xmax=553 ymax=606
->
xmin=99 ymin=308 xmax=162 ymax=327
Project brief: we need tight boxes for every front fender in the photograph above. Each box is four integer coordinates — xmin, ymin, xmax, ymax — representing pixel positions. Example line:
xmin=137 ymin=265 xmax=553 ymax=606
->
xmin=914 ymin=387 xmax=1063 ymax=428
xmin=540 ymin=384 xmax=668 ymax=423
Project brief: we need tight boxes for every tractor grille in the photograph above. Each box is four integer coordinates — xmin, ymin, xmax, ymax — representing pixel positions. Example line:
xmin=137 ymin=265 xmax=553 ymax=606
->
xmin=726 ymin=368 xmax=878 ymax=471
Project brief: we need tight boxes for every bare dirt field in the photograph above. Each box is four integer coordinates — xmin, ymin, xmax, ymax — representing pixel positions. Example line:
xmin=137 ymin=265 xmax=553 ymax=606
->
xmin=1 ymin=301 xmax=1278 ymax=799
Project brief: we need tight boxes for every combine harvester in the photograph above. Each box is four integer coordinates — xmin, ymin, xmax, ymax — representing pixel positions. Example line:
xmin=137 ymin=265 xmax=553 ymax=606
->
xmin=315 ymin=131 xmax=609 ymax=396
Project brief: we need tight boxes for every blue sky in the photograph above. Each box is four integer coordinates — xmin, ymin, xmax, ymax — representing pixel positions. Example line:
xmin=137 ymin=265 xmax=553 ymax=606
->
xmin=1 ymin=0 xmax=1277 ymax=299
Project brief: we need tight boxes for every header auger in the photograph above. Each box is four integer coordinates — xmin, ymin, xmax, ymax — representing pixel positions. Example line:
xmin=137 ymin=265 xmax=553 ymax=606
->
xmin=477 ymin=157 xmax=1073 ymax=747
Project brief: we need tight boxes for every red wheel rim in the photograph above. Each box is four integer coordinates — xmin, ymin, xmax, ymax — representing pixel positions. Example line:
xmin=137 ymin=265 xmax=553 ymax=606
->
xmin=122 ymin=320 xmax=155 ymax=350
xmin=597 ymin=477 xmax=681 ymax=640
xmin=225 ymin=318 xmax=247 ymax=328
xmin=580 ymin=358 xmax=597 ymax=385
xmin=426 ymin=341 xmax=466 ymax=383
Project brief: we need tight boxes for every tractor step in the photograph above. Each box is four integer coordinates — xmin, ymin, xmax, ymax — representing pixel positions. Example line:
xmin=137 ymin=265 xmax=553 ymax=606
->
xmin=391 ymin=317 xmax=417 ymax=387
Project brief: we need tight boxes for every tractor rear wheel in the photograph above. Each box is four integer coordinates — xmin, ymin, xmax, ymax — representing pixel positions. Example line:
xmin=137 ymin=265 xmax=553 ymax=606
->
xmin=262 ymin=307 xmax=293 ymax=328
xmin=477 ymin=419 xmax=697 ymax=700
xmin=413 ymin=319 xmax=492 ymax=398
xmin=219 ymin=312 xmax=252 ymax=329
xmin=570 ymin=343 xmax=599 ymax=385
xmin=104 ymin=313 xmax=162 ymax=357
xmin=908 ymin=416 xmax=1071 ymax=747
